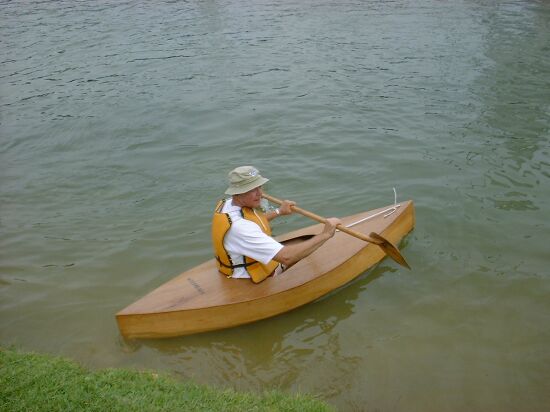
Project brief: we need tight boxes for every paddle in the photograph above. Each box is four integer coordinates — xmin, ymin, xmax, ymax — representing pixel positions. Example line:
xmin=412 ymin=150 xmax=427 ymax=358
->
xmin=262 ymin=193 xmax=411 ymax=269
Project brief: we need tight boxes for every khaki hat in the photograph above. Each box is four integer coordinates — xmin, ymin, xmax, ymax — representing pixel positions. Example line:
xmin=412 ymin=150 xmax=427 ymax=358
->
xmin=225 ymin=166 xmax=269 ymax=195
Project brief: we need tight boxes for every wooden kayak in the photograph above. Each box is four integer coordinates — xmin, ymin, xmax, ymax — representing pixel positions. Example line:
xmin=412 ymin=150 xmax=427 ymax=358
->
xmin=116 ymin=200 xmax=415 ymax=339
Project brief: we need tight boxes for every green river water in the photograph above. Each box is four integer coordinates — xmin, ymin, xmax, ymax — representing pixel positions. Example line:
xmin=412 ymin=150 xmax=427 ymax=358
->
xmin=1 ymin=1 xmax=549 ymax=410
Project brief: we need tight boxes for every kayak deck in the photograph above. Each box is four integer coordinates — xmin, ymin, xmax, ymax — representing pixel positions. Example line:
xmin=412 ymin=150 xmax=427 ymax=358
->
xmin=117 ymin=200 xmax=415 ymax=338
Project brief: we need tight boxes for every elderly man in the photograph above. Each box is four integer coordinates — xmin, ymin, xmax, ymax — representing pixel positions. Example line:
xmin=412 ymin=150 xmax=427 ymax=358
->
xmin=212 ymin=166 xmax=341 ymax=283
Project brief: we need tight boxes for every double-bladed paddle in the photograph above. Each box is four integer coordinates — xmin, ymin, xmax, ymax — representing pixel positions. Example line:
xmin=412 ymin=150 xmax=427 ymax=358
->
xmin=263 ymin=193 xmax=411 ymax=269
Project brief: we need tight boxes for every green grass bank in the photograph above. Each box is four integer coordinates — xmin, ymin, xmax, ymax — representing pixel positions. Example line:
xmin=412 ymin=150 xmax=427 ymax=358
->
xmin=0 ymin=348 xmax=332 ymax=411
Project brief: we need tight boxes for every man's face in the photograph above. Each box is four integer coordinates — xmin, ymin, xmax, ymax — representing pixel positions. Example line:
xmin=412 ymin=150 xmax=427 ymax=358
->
xmin=236 ymin=186 xmax=263 ymax=208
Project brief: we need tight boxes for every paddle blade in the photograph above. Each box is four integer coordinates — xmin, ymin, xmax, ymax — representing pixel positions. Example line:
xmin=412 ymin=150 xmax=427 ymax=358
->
xmin=369 ymin=232 xmax=411 ymax=270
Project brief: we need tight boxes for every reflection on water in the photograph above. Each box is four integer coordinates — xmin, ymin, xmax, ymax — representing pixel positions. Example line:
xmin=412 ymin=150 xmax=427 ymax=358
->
xmin=1 ymin=0 xmax=550 ymax=410
xmin=462 ymin=3 xmax=548 ymax=214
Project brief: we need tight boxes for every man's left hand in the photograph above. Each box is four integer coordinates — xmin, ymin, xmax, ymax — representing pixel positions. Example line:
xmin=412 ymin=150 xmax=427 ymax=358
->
xmin=279 ymin=200 xmax=296 ymax=216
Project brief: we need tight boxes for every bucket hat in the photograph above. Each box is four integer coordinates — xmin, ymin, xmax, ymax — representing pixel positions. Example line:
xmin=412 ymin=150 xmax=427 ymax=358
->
xmin=225 ymin=166 xmax=269 ymax=195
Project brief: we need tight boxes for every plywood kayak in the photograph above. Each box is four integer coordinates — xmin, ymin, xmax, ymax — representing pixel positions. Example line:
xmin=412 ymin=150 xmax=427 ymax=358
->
xmin=116 ymin=200 xmax=415 ymax=339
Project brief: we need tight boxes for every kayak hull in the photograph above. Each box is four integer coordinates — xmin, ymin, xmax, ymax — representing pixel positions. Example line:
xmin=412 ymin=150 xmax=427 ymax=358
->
xmin=117 ymin=200 xmax=415 ymax=338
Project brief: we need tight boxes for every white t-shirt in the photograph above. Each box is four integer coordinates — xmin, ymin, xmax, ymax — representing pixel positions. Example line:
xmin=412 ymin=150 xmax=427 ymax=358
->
xmin=221 ymin=198 xmax=283 ymax=279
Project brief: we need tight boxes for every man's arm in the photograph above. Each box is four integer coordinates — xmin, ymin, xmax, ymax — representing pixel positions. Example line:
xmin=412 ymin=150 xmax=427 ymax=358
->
xmin=272 ymin=218 xmax=341 ymax=268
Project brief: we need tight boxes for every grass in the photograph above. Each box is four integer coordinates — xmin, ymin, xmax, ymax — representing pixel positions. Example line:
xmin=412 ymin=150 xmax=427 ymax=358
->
xmin=0 ymin=347 xmax=333 ymax=412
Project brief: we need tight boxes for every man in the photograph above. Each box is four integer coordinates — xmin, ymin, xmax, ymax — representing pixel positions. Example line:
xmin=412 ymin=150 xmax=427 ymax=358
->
xmin=212 ymin=166 xmax=341 ymax=283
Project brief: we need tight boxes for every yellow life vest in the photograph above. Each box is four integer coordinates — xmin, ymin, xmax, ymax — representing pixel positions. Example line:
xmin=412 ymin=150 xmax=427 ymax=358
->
xmin=212 ymin=199 xmax=279 ymax=283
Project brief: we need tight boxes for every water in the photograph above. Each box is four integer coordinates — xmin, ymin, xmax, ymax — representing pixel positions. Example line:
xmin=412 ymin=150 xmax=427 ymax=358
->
xmin=1 ymin=0 xmax=549 ymax=410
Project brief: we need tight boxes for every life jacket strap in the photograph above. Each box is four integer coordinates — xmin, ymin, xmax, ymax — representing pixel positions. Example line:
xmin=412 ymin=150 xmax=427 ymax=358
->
xmin=215 ymin=256 xmax=258 ymax=269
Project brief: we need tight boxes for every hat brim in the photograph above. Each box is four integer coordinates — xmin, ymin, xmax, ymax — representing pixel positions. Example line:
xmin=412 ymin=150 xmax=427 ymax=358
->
xmin=225 ymin=177 xmax=269 ymax=195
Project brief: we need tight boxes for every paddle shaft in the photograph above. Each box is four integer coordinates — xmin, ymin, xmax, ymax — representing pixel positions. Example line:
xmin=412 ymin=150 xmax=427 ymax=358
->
xmin=262 ymin=193 xmax=382 ymax=245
